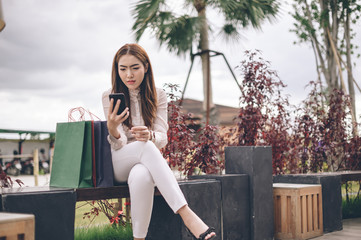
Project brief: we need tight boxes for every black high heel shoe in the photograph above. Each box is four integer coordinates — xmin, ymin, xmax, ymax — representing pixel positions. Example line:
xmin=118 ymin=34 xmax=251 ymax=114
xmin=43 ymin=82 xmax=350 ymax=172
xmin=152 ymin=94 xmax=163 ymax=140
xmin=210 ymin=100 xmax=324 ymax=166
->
xmin=187 ymin=227 xmax=216 ymax=240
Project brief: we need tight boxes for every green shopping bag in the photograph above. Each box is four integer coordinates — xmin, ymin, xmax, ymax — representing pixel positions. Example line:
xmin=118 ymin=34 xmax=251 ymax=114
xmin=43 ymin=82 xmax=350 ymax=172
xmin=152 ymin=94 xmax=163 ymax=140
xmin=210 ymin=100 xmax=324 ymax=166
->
xmin=50 ymin=121 xmax=94 ymax=188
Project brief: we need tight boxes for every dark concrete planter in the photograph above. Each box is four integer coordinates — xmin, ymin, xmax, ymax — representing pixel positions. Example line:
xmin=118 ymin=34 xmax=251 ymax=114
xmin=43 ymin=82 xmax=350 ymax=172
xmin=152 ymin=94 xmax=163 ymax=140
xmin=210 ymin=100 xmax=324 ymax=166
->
xmin=0 ymin=187 xmax=76 ymax=240
xmin=273 ymin=173 xmax=343 ymax=233
xmin=190 ymin=174 xmax=250 ymax=240
xmin=147 ymin=179 xmax=222 ymax=240
xmin=225 ymin=146 xmax=274 ymax=240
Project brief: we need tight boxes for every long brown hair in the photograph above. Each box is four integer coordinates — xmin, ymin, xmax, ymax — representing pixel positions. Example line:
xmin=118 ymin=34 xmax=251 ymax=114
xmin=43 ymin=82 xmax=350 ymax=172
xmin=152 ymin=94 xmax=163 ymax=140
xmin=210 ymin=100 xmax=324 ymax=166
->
xmin=111 ymin=43 xmax=157 ymax=128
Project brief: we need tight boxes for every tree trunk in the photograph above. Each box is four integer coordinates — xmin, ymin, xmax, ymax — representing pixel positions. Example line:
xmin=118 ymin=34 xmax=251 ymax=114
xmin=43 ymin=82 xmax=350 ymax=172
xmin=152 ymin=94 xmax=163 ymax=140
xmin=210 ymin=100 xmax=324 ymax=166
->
xmin=303 ymin=0 xmax=327 ymax=98
xmin=345 ymin=10 xmax=358 ymax=136
xmin=320 ymin=0 xmax=338 ymax=96
xmin=194 ymin=0 xmax=214 ymax=124
xmin=320 ymin=0 xmax=332 ymax=90
xmin=345 ymin=12 xmax=356 ymax=113
xmin=330 ymin=0 xmax=339 ymax=90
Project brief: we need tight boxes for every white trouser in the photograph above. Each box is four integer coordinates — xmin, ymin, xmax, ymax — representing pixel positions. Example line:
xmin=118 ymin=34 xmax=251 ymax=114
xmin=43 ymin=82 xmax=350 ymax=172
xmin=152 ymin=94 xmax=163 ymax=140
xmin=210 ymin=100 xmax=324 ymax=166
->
xmin=111 ymin=141 xmax=187 ymax=238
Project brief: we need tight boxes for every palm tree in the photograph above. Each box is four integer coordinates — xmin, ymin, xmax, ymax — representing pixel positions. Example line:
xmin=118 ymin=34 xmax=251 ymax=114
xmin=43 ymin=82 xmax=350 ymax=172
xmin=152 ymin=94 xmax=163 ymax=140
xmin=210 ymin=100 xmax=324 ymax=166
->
xmin=132 ymin=0 xmax=279 ymax=124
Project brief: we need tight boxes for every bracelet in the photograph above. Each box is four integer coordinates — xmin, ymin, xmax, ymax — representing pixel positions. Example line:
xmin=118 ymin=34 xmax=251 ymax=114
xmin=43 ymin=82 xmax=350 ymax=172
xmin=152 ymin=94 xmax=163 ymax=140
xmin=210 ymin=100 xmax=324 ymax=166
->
xmin=149 ymin=130 xmax=153 ymax=141
xmin=149 ymin=130 xmax=155 ymax=141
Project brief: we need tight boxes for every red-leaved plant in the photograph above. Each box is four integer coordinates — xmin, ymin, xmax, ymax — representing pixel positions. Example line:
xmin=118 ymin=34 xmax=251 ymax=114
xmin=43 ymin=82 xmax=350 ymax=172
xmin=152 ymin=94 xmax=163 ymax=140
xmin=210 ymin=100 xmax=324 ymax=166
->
xmin=346 ymin=136 xmax=361 ymax=171
xmin=0 ymin=166 xmax=24 ymax=188
xmin=162 ymin=83 xmax=224 ymax=177
xmin=80 ymin=199 xmax=129 ymax=227
xmin=161 ymin=83 xmax=196 ymax=174
xmin=184 ymin=125 xmax=222 ymax=176
xmin=292 ymin=80 xmax=328 ymax=173
xmin=224 ymin=50 xmax=294 ymax=174
xmin=323 ymin=89 xmax=353 ymax=171
xmin=293 ymin=80 xmax=358 ymax=173
xmin=222 ymin=50 xmax=360 ymax=175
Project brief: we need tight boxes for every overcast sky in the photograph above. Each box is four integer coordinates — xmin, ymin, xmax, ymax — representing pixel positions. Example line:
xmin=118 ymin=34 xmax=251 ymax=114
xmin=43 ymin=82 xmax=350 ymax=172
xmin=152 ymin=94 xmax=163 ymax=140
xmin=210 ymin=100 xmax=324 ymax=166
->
xmin=0 ymin=0 xmax=360 ymax=136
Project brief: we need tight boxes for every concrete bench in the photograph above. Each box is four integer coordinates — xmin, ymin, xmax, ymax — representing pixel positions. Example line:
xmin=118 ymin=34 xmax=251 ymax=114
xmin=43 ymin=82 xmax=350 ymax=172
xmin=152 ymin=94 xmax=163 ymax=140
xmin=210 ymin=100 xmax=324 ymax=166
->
xmin=1 ymin=144 xmax=280 ymax=240
xmin=339 ymin=170 xmax=361 ymax=183
xmin=76 ymin=183 xmax=150 ymax=201
xmin=0 ymin=186 xmax=76 ymax=240
xmin=76 ymin=176 xmax=250 ymax=240
xmin=0 ymin=178 xmax=229 ymax=240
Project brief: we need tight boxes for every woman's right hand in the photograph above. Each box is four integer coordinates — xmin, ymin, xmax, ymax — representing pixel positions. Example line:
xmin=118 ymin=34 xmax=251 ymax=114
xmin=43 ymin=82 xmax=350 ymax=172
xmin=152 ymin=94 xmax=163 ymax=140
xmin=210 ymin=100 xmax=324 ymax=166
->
xmin=107 ymin=98 xmax=129 ymax=139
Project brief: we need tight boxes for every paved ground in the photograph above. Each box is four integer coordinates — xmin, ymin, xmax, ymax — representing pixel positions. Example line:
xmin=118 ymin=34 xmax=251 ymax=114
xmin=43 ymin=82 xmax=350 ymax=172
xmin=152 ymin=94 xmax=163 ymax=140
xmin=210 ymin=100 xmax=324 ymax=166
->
xmin=312 ymin=218 xmax=361 ymax=240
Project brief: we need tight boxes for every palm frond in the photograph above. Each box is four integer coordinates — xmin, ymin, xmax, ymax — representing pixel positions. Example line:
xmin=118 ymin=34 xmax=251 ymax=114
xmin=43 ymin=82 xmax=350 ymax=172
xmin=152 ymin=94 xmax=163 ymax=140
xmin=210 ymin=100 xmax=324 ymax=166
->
xmin=131 ymin=0 xmax=167 ymax=41
xmin=208 ymin=0 xmax=240 ymax=13
xmin=214 ymin=0 xmax=279 ymax=29
xmin=218 ymin=22 xmax=242 ymax=43
xmin=130 ymin=0 xmax=279 ymax=55
xmin=156 ymin=15 xmax=203 ymax=56
xmin=181 ymin=0 xmax=195 ymax=11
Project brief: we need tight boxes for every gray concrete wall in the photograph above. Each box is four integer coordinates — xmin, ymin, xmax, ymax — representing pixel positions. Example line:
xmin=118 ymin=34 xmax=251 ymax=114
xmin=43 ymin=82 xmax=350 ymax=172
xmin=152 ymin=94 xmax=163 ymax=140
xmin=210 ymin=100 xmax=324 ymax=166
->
xmin=225 ymin=146 xmax=274 ymax=240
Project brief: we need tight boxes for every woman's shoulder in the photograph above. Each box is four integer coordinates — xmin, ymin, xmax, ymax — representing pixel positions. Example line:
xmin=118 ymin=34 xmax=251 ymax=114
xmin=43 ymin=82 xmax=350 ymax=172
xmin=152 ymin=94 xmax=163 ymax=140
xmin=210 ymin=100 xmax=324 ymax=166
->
xmin=102 ymin=88 xmax=112 ymax=99
xmin=155 ymin=87 xmax=166 ymax=98
xmin=155 ymin=87 xmax=167 ymax=106
xmin=102 ymin=89 xmax=112 ymax=107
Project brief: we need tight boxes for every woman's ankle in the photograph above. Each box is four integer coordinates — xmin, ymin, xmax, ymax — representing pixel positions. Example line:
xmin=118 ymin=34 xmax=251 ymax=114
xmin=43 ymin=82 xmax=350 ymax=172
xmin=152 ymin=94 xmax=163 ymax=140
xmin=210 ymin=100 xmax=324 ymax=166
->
xmin=178 ymin=205 xmax=209 ymax=238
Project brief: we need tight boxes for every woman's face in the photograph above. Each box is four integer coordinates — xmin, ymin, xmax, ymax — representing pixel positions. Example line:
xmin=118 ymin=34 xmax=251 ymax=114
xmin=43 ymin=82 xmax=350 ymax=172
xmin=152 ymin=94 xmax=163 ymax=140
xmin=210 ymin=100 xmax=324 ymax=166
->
xmin=118 ymin=54 xmax=148 ymax=90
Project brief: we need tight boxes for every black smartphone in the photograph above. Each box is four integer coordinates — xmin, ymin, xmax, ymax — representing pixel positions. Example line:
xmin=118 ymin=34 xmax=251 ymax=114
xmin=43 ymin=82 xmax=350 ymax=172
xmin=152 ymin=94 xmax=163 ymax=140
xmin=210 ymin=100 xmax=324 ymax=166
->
xmin=109 ymin=93 xmax=127 ymax=115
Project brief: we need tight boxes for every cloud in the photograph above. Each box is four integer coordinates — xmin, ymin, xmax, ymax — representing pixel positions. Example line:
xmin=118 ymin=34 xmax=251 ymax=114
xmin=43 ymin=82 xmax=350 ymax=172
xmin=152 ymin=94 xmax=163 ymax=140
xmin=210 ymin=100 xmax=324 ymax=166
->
xmin=0 ymin=0 xmax=360 ymax=135
xmin=0 ymin=0 xmax=134 ymax=89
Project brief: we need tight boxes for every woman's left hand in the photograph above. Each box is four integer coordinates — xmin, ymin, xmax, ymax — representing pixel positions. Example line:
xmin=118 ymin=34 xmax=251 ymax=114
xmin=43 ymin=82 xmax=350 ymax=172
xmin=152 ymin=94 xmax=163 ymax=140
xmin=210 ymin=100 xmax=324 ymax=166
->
xmin=131 ymin=126 xmax=150 ymax=142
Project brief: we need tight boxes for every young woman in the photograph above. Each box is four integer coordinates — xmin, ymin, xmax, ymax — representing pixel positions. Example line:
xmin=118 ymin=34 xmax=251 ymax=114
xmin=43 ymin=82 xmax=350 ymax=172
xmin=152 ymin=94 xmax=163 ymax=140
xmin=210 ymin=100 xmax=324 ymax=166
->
xmin=102 ymin=43 xmax=216 ymax=240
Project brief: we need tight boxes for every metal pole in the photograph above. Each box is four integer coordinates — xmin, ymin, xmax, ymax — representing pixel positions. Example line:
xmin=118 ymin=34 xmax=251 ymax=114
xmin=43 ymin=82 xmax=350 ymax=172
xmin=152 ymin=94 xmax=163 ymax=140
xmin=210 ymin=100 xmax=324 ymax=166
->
xmin=180 ymin=55 xmax=195 ymax=106
xmin=220 ymin=53 xmax=242 ymax=91
xmin=181 ymin=49 xmax=242 ymax=123
xmin=209 ymin=50 xmax=241 ymax=91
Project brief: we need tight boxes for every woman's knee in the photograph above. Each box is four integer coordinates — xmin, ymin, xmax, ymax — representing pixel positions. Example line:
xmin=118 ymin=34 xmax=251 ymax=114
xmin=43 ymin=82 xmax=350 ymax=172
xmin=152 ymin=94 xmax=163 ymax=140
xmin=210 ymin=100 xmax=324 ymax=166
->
xmin=142 ymin=141 xmax=160 ymax=154
xmin=140 ymin=141 xmax=165 ymax=164
xmin=128 ymin=164 xmax=154 ymax=186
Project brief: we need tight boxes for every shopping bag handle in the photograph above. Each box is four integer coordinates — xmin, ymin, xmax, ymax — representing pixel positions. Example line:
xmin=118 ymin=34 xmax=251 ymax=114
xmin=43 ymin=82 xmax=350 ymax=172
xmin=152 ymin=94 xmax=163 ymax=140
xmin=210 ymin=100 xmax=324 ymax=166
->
xmin=68 ymin=107 xmax=101 ymax=122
